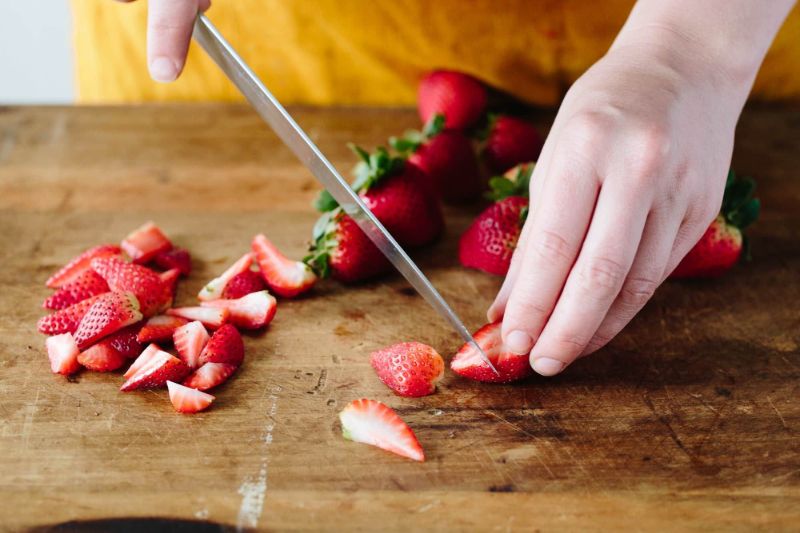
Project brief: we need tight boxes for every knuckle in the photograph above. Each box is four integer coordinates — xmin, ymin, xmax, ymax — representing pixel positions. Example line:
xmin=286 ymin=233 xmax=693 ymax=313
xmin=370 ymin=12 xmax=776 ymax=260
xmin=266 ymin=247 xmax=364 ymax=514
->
xmin=509 ymin=298 xmax=552 ymax=322
xmin=565 ymin=111 xmax=610 ymax=149
xmin=577 ymin=256 xmax=627 ymax=296
xmin=532 ymin=230 xmax=574 ymax=264
xmin=618 ymin=276 xmax=659 ymax=309
xmin=626 ymin=125 xmax=672 ymax=183
xmin=551 ymin=331 xmax=589 ymax=353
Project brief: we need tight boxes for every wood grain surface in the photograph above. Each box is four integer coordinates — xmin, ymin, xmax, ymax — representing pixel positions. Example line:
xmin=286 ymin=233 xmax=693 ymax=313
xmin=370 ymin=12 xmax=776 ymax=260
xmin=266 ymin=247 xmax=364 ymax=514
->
xmin=0 ymin=104 xmax=798 ymax=532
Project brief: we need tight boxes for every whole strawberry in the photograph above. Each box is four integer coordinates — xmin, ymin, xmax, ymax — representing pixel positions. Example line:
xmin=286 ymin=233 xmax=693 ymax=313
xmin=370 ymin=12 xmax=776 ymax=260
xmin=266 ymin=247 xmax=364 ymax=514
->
xmin=670 ymin=170 xmax=760 ymax=278
xmin=305 ymin=210 xmax=392 ymax=283
xmin=482 ymin=115 xmax=543 ymax=174
xmin=391 ymin=114 xmax=483 ymax=203
xmin=418 ymin=70 xmax=487 ymax=130
xmin=459 ymin=163 xmax=534 ymax=276
xmin=370 ymin=342 xmax=444 ymax=397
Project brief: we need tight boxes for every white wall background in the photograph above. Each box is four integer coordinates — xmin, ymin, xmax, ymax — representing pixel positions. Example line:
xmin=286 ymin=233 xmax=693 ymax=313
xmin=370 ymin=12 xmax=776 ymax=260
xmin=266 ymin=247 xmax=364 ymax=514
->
xmin=0 ymin=1 xmax=74 ymax=104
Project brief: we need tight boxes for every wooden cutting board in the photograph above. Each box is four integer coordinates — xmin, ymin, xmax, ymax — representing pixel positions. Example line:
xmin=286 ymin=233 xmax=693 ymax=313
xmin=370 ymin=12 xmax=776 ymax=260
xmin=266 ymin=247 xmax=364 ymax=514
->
xmin=0 ymin=104 xmax=797 ymax=532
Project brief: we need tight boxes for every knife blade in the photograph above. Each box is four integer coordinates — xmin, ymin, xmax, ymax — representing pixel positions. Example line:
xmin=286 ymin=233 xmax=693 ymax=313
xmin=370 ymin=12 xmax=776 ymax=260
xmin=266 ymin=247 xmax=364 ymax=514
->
xmin=192 ymin=14 xmax=498 ymax=375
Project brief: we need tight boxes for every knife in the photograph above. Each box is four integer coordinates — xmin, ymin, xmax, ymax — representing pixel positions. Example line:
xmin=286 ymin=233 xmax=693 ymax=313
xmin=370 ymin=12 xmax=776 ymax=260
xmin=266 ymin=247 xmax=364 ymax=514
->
xmin=192 ymin=14 xmax=497 ymax=375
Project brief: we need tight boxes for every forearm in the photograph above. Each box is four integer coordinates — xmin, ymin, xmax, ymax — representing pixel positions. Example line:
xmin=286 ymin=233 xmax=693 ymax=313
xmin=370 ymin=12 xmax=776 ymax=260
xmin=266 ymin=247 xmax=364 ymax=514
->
xmin=611 ymin=0 xmax=796 ymax=102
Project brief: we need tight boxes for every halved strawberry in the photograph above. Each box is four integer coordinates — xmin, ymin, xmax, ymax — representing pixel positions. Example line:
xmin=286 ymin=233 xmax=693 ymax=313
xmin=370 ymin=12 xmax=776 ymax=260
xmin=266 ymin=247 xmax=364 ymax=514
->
xmin=91 ymin=257 xmax=171 ymax=317
xmin=159 ymin=268 xmax=181 ymax=298
xmin=200 ymin=291 xmax=277 ymax=330
xmin=105 ymin=324 xmax=144 ymax=358
xmin=450 ymin=321 xmax=532 ymax=383
xmin=221 ymin=270 xmax=266 ymax=300
xmin=339 ymin=399 xmax=424 ymax=462
xmin=73 ymin=291 xmax=143 ymax=350
xmin=124 ymin=343 xmax=162 ymax=378
xmin=37 ymin=293 xmax=107 ymax=335
xmin=153 ymin=247 xmax=191 ymax=276
xmin=251 ymin=234 xmax=317 ymax=298
xmin=120 ymin=350 xmax=190 ymax=391
xmin=197 ymin=253 xmax=253 ymax=301
xmin=173 ymin=321 xmax=210 ymax=369
xmin=199 ymin=324 xmax=244 ymax=367
xmin=78 ymin=341 xmax=127 ymax=372
xmin=166 ymin=307 xmax=229 ymax=329
xmin=370 ymin=342 xmax=444 ymax=397
xmin=167 ymin=381 xmax=215 ymax=413
xmin=46 ymin=244 xmax=121 ymax=289
xmin=137 ymin=314 xmax=188 ymax=343
xmin=46 ymin=333 xmax=81 ymax=375
xmin=182 ymin=362 xmax=237 ymax=391
xmin=43 ymin=269 xmax=110 ymax=310
xmin=121 ymin=221 xmax=172 ymax=264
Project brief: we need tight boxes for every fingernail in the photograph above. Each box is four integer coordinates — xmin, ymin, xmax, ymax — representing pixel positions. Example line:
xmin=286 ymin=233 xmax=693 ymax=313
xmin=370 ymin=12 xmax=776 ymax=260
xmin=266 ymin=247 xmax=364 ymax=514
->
xmin=532 ymin=357 xmax=565 ymax=376
xmin=150 ymin=56 xmax=178 ymax=83
xmin=506 ymin=330 xmax=533 ymax=355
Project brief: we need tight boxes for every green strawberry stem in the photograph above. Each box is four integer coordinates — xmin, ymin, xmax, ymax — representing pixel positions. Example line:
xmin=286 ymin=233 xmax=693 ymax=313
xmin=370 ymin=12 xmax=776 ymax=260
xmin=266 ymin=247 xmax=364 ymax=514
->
xmin=486 ymin=163 xmax=534 ymax=201
xmin=389 ymin=114 xmax=445 ymax=156
xmin=721 ymin=169 xmax=760 ymax=230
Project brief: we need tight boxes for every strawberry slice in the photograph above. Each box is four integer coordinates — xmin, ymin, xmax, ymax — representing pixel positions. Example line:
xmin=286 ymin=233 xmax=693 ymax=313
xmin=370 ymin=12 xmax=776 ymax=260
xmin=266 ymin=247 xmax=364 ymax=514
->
xmin=182 ymin=362 xmax=237 ymax=391
xmin=104 ymin=324 xmax=144 ymax=358
xmin=124 ymin=343 xmax=162 ymax=378
xmin=73 ymin=291 xmax=143 ymax=350
xmin=46 ymin=333 xmax=81 ymax=375
xmin=159 ymin=268 xmax=181 ymax=298
xmin=197 ymin=253 xmax=253 ymax=301
xmin=46 ymin=244 xmax=120 ymax=289
xmin=43 ymin=269 xmax=110 ymax=310
xmin=251 ymin=234 xmax=317 ymax=298
xmin=199 ymin=324 xmax=244 ymax=367
xmin=200 ymin=290 xmax=277 ymax=330
xmin=78 ymin=340 xmax=127 ymax=372
xmin=37 ymin=293 xmax=107 ymax=335
xmin=137 ymin=314 xmax=188 ymax=343
xmin=370 ymin=342 xmax=444 ymax=397
xmin=120 ymin=349 xmax=190 ymax=391
xmin=221 ymin=270 xmax=266 ymax=299
xmin=173 ymin=321 xmax=210 ymax=369
xmin=167 ymin=306 xmax=229 ymax=329
xmin=121 ymin=221 xmax=172 ymax=264
xmin=167 ymin=381 xmax=215 ymax=413
xmin=91 ymin=257 xmax=171 ymax=317
xmin=153 ymin=247 xmax=191 ymax=276
xmin=450 ymin=321 xmax=533 ymax=383
xmin=339 ymin=399 xmax=424 ymax=462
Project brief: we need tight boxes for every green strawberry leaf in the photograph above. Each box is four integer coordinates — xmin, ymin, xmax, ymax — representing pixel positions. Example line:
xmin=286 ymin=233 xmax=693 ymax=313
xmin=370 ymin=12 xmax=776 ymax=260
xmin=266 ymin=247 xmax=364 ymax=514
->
xmin=519 ymin=205 xmax=529 ymax=226
xmin=485 ymin=163 xmax=534 ymax=201
xmin=389 ymin=136 xmax=420 ymax=154
xmin=422 ymin=114 xmax=446 ymax=138
xmin=349 ymin=145 xmax=405 ymax=192
xmin=728 ymin=197 xmax=761 ymax=230
xmin=313 ymin=190 xmax=339 ymax=213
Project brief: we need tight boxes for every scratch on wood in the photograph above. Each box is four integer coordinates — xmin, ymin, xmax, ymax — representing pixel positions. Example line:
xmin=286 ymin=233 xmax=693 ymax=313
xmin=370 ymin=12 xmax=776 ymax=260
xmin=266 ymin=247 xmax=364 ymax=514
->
xmin=767 ymin=397 xmax=788 ymax=429
xmin=483 ymin=410 xmax=556 ymax=479
xmin=236 ymin=386 xmax=281 ymax=532
xmin=21 ymin=388 xmax=40 ymax=447
xmin=310 ymin=369 xmax=328 ymax=394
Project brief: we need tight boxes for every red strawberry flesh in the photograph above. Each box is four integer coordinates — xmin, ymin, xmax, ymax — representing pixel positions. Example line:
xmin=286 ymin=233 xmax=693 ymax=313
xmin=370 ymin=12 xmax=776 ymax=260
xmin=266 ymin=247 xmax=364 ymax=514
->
xmin=167 ymin=381 xmax=215 ymax=413
xmin=121 ymin=221 xmax=172 ymax=264
xmin=43 ymin=269 xmax=110 ymax=310
xmin=370 ymin=342 xmax=444 ymax=397
xmin=450 ymin=322 xmax=533 ymax=383
xmin=46 ymin=333 xmax=82 ymax=375
xmin=46 ymin=244 xmax=121 ymax=289
xmin=252 ymin=234 xmax=317 ymax=298
xmin=73 ymin=291 xmax=143 ymax=350
xmin=199 ymin=324 xmax=244 ymax=367
xmin=200 ymin=290 xmax=277 ymax=330
xmin=173 ymin=320 xmax=210 ymax=369
xmin=166 ymin=307 xmax=229 ymax=329
xmin=182 ymin=362 xmax=237 ymax=391
xmin=339 ymin=399 xmax=424 ymax=462
xmin=120 ymin=350 xmax=190 ymax=391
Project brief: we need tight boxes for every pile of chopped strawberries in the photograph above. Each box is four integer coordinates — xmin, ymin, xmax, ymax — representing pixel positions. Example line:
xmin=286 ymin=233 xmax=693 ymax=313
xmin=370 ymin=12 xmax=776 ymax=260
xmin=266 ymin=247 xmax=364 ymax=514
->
xmin=39 ymin=222 xmax=315 ymax=414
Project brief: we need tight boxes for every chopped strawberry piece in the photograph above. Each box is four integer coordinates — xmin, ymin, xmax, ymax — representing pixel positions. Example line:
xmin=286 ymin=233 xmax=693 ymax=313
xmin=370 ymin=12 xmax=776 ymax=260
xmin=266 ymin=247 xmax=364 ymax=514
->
xmin=78 ymin=341 xmax=127 ymax=372
xmin=251 ymin=234 xmax=317 ymax=298
xmin=37 ymin=293 xmax=107 ymax=335
xmin=173 ymin=321 xmax=210 ymax=369
xmin=339 ymin=399 xmax=424 ymax=462
xmin=152 ymin=247 xmax=191 ymax=276
xmin=46 ymin=333 xmax=81 ymax=376
xmin=199 ymin=324 xmax=244 ymax=367
xmin=91 ymin=257 xmax=171 ymax=317
xmin=159 ymin=268 xmax=181 ymax=297
xmin=182 ymin=362 xmax=237 ymax=391
xmin=370 ymin=342 xmax=444 ymax=397
xmin=166 ymin=306 xmax=229 ymax=329
xmin=200 ymin=291 xmax=277 ymax=330
xmin=73 ymin=291 xmax=143 ymax=350
xmin=124 ymin=343 xmax=162 ymax=378
xmin=121 ymin=221 xmax=172 ymax=264
xmin=137 ymin=314 xmax=188 ymax=343
xmin=221 ymin=270 xmax=266 ymax=300
xmin=43 ymin=269 xmax=110 ymax=310
xmin=46 ymin=244 xmax=120 ymax=289
xmin=167 ymin=381 xmax=215 ymax=413
xmin=120 ymin=350 xmax=190 ymax=391
xmin=105 ymin=324 xmax=144 ymax=358
xmin=197 ymin=253 xmax=253 ymax=301
xmin=450 ymin=321 xmax=533 ymax=383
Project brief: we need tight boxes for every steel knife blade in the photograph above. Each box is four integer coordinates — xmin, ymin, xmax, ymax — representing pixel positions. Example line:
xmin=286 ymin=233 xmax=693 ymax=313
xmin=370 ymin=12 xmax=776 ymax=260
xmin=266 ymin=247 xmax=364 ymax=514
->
xmin=192 ymin=14 xmax=498 ymax=375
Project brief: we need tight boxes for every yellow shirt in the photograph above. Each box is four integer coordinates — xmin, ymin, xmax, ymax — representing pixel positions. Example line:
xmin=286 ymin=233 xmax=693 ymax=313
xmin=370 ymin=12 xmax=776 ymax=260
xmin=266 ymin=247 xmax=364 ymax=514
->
xmin=72 ymin=0 xmax=800 ymax=105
